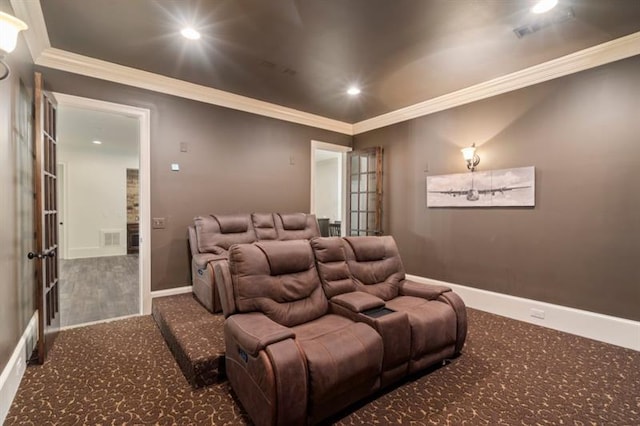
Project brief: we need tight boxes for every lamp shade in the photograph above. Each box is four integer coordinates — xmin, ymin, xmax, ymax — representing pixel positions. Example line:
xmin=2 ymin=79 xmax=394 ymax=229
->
xmin=461 ymin=146 xmax=476 ymax=161
xmin=0 ymin=11 xmax=28 ymax=55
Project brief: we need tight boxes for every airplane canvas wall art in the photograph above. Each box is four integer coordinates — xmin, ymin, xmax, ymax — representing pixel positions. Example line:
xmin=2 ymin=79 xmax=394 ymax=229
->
xmin=426 ymin=166 xmax=535 ymax=207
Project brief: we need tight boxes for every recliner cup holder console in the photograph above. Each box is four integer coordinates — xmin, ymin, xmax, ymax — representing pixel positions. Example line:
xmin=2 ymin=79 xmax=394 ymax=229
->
xmin=362 ymin=307 xmax=396 ymax=318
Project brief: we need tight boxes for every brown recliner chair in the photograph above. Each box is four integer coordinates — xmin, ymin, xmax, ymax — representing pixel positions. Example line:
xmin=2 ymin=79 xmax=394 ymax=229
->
xmin=273 ymin=212 xmax=321 ymax=240
xmin=216 ymin=240 xmax=384 ymax=426
xmin=189 ymin=213 xmax=321 ymax=313
xmin=311 ymin=236 xmax=467 ymax=381
xmin=190 ymin=214 xmax=256 ymax=312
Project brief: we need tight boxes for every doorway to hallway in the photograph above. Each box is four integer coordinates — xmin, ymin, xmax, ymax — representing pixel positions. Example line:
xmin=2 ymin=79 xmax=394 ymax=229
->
xmin=56 ymin=96 xmax=146 ymax=328
xmin=310 ymin=141 xmax=351 ymax=237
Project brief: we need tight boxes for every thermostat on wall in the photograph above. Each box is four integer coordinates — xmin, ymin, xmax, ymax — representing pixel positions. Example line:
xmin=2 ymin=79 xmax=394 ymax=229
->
xmin=171 ymin=163 xmax=180 ymax=171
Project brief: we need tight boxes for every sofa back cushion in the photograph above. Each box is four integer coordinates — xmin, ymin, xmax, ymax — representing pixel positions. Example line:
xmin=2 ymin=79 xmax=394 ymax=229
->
xmin=194 ymin=214 xmax=257 ymax=255
xmin=251 ymin=213 xmax=278 ymax=240
xmin=274 ymin=213 xmax=321 ymax=240
xmin=343 ymin=236 xmax=405 ymax=301
xmin=229 ymin=240 xmax=328 ymax=327
xmin=310 ymin=237 xmax=356 ymax=298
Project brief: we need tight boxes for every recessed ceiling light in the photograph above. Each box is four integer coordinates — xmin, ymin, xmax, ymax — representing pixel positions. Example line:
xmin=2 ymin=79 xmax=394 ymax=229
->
xmin=347 ymin=86 xmax=361 ymax=96
xmin=92 ymin=140 xmax=102 ymax=145
xmin=531 ymin=0 xmax=558 ymax=14
xmin=181 ymin=27 xmax=201 ymax=40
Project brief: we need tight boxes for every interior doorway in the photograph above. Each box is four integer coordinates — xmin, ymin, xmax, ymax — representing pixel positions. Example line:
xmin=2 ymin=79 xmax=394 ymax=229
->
xmin=310 ymin=141 xmax=352 ymax=236
xmin=54 ymin=93 xmax=151 ymax=327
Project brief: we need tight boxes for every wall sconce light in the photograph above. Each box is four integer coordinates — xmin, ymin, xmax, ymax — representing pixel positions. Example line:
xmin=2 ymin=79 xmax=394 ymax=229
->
xmin=0 ymin=11 xmax=28 ymax=81
xmin=461 ymin=143 xmax=480 ymax=172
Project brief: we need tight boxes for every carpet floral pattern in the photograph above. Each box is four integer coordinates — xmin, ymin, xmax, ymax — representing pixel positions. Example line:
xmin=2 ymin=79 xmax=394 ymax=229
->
xmin=6 ymin=308 xmax=639 ymax=425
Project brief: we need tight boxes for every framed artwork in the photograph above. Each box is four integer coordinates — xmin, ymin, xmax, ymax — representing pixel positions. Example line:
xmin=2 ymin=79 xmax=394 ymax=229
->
xmin=426 ymin=166 xmax=535 ymax=207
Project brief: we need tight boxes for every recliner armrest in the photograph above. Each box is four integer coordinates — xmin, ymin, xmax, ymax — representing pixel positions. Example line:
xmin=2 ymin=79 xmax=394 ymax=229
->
xmin=331 ymin=291 xmax=385 ymax=313
xmin=226 ymin=312 xmax=295 ymax=357
xmin=214 ymin=262 xmax=236 ymax=317
xmin=399 ymin=280 xmax=451 ymax=300
xmin=193 ymin=252 xmax=227 ymax=270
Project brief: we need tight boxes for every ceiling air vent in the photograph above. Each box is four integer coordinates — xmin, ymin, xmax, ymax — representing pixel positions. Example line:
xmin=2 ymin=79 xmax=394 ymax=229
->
xmin=514 ymin=7 xmax=575 ymax=38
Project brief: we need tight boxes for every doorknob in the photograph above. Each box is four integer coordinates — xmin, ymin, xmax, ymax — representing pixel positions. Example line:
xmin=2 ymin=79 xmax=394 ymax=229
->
xmin=27 ymin=251 xmax=55 ymax=260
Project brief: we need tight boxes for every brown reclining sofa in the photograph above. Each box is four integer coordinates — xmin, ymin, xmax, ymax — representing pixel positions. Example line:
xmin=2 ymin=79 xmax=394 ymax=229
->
xmin=188 ymin=212 xmax=320 ymax=312
xmin=215 ymin=236 xmax=467 ymax=426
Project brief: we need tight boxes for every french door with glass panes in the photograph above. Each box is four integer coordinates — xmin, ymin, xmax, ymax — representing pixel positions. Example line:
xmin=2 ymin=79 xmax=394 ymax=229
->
xmin=347 ymin=147 xmax=383 ymax=236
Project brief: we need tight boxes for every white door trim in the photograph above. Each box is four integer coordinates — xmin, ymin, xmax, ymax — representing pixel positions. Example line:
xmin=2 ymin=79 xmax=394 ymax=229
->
xmin=53 ymin=92 xmax=152 ymax=315
xmin=56 ymin=162 xmax=69 ymax=259
xmin=310 ymin=141 xmax=352 ymax=230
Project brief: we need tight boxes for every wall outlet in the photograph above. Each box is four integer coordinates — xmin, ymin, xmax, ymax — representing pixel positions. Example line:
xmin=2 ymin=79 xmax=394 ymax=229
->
xmin=152 ymin=217 xmax=166 ymax=229
xmin=530 ymin=308 xmax=545 ymax=319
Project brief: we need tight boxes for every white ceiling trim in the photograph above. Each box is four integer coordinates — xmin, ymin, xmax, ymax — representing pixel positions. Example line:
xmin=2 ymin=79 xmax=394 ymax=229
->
xmin=9 ymin=0 xmax=51 ymax=62
xmin=352 ymin=31 xmax=640 ymax=135
xmin=11 ymin=0 xmax=353 ymax=135
xmin=12 ymin=0 xmax=640 ymax=137
xmin=36 ymin=48 xmax=354 ymax=135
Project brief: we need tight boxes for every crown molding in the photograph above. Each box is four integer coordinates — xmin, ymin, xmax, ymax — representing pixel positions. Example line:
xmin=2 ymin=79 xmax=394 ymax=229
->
xmin=36 ymin=48 xmax=353 ymax=135
xmin=9 ymin=0 xmax=51 ymax=62
xmin=353 ymin=31 xmax=640 ymax=135
xmin=14 ymin=0 xmax=639 ymax=137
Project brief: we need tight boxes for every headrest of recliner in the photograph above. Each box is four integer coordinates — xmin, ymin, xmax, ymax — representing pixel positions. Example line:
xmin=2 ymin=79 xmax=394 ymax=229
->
xmin=279 ymin=213 xmax=307 ymax=230
xmin=257 ymin=240 xmax=313 ymax=276
xmin=344 ymin=237 xmax=386 ymax=262
xmin=213 ymin=214 xmax=249 ymax=234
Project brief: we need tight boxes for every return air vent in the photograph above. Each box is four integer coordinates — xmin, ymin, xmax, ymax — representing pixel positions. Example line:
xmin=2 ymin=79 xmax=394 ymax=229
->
xmin=101 ymin=230 xmax=122 ymax=247
xmin=258 ymin=59 xmax=298 ymax=77
xmin=514 ymin=6 xmax=575 ymax=38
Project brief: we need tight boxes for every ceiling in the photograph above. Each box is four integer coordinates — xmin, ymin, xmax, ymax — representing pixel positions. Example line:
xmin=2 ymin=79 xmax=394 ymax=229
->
xmin=39 ymin=0 xmax=640 ymax=123
xmin=58 ymin=106 xmax=139 ymax=157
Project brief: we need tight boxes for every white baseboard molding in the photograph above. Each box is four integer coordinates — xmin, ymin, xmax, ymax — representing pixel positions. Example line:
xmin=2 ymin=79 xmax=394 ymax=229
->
xmin=59 ymin=314 xmax=141 ymax=331
xmin=406 ymin=274 xmax=640 ymax=352
xmin=0 ymin=311 xmax=38 ymax=424
xmin=151 ymin=285 xmax=193 ymax=299
xmin=67 ymin=246 xmax=127 ymax=259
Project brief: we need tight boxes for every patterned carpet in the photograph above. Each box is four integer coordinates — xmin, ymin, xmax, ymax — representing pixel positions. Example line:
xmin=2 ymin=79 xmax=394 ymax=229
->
xmin=6 ymin=308 xmax=639 ymax=425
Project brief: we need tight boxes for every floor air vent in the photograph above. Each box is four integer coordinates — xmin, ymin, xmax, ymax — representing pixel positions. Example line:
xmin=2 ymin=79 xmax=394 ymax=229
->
xmin=102 ymin=230 xmax=122 ymax=247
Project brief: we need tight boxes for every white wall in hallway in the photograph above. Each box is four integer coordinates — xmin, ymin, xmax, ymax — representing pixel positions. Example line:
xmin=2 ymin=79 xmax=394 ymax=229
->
xmin=314 ymin=156 xmax=341 ymax=223
xmin=58 ymin=106 xmax=139 ymax=259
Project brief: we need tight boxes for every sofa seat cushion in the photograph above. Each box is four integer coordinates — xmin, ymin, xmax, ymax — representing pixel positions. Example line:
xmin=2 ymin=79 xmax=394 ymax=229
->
xmin=292 ymin=314 xmax=383 ymax=407
xmin=385 ymin=296 xmax=457 ymax=358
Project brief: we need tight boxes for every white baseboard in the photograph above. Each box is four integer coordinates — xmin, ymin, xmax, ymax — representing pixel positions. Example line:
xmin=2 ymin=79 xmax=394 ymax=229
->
xmin=407 ymin=274 xmax=640 ymax=352
xmin=0 ymin=312 xmax=38 ymax=424
xmin=151 ymin=285 xmax=193 ymax=299
xmin=68 ymin=246 xmax=127 ymax=259
xmin=59 ymin=314 xmax=141 ymax=331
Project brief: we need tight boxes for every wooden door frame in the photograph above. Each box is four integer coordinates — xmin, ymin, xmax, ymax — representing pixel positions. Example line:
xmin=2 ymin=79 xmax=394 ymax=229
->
xmin=310 ymin=140 xmax=352 ymax=236
xmin=53 ymin=93 xmax=152 ymax=315
xmin=33 ymin=72 xmax=60 ymax=364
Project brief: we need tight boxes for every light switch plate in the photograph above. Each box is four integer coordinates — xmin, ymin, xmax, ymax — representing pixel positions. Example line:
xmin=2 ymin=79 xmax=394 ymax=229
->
xmin=171 ymin=163 xmax=180 ymax=171
xmin=152 ymin=217 xmax=166 ymax=229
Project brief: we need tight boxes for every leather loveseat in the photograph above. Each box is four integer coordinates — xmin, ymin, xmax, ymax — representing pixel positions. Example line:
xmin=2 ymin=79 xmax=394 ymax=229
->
xmin=216 ymin=236 xmax=467 ymax=426
xmin=216 ymin=240 xmax=383 ymax=425
xmin=188 ymin=212 xmax=320 ymax=312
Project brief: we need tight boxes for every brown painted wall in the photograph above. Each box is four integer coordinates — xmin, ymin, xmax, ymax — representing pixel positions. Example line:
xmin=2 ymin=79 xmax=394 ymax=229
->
xmin=37 ymin=68 xmax=352 ymax=290
xmin=0 ymin=0 xmax=34 ymax=375
xmin=353 ymin=56 xmax=640 ymax=321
